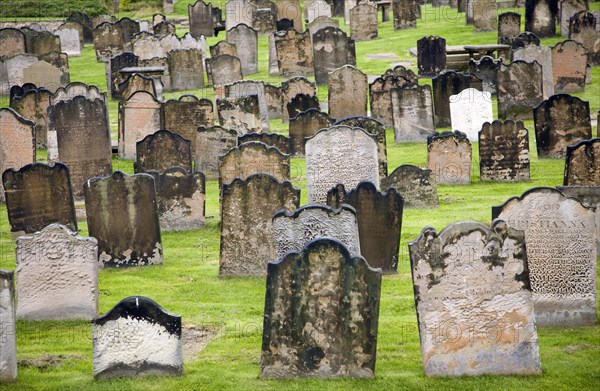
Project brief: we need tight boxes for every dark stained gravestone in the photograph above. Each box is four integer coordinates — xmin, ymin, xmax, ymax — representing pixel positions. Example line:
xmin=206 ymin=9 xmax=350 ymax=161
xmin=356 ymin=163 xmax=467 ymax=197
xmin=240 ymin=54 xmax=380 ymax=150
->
xmin=189 ymin=0 xmax=215 ymax=37
xmin=525 ymin=0 xmax=558 ymax=38
xmin=66 ymin=12 xmax=93 ymax=43
xmin=274 ymin=29 xmax=314 ymax=78
xmin=93 ymin=22 xmax=125 ymax=62
xmin=92 ymin=296 xmax=182 ymax=379
xmin=369 ymin=75 xmax=413 ymax=128
xmin=417 ymin=36 xmax=446 ymax=77
xmin=2 ymin=163 xmax=76 ymax=237
xmin=551 ymin=40 xmax=588 ymax=93
xmin=569 ymin=11 xmax=600 ymax=65
xmin=83 ymin=171 xmax=163 ymax=268
xmin=497 ymin=60 xmax=544 ymax=120
xmin=431 ymin=71 xmax=482 ymax=128
xmin=383 ymin=64 xmax=418 ymax=84
xmin=154 ymin=21 xmax=176 ymax=38
xmin=427 ymin=131 xmax=472 ymax=184
xmin=563 ymin=138 xmax=600 ymax=186
xmin=286 ymin=93 xmax=321 ymax=121
xmin=238 ymin=133 xmax=291 ymax=155
xmin=276 ymin=18 xmax=295 ymax=31
xmin=281 ymin=77 xmax=317 ymax=122
xmin=479 ymin=120 xmax=530 ymax=181
xmin=534 ymin=94 xmax=592 ymax=158
xmin=220 ymin=174 xmax=299 ymax=276
xmin=312 ymin=27 xmax=355 ymax=85
xmin=409 ymin=220 xmax=542 ymax=376
xmin=327 ymin=182 xmax=403 ymax=273
xmin=0 ymin=269 xmax=17 ymax=382
xmin=9 ymin=85 xmax=51 ymax=148
xmin=498 ymin=11 xmax=521 ymax=45
xmin=288 ymin=109 xmax=334 ymax=156
xmin=468 ymin=55 xmax=502 ymax=95
xmin=108 ymin=52 xmax=139 ymax=99
xmin=27 ymin=30 xmax=61 ymax=56
xmin=511 ymin=44 xmax=554 ymax=99
xmin=206 ymin=54 xmax=243 ymax=87
xmin=260 ymin=238 xmax=381 ymax=378
xmin=219 ymin=141 xmax=290 ymax=186
xmin=560 ymin=0 xmax=588 ymax=37
xmin=511 ymin=31 xmax=541 ymax=50
xmin=393 ymin=0 xmax=417 ymax=30
xmin=275 ymin=0 xmax=303 ymax=32
xmin=391 ymin=84 xmax=435 ymax=142
xmin=381 ymin=164 xmax=439 ymax=208
xmin=217 ymin=95 xmax=262 ymax=134
xmin=328 ymin=65 xmax=368 ymax=119
xmin=195 ymin=125 xmax=238 ymax=179
xmin=167 ymin=49 xmax=204 ymax=91
xmin=135 ymin=130 xmax=193 ymax=174
xmin=226 ymin=23 xmax=259 ymax=75
xmin=162 ymin=96 xmax=214 ymax=151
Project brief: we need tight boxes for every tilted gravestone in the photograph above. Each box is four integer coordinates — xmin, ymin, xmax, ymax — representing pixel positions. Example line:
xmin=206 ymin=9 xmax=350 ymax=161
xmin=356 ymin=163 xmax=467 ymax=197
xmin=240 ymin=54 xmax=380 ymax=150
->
xmin=417 ymin=36 xmax=446 ymax=77
xmin=427 ymin=131 xmax=472 ymax=184
xmin=189 ymin=0 xmax=215 ymax=37
xmin=492 ymin=187 xmax=597 ymax=326
xmin=498 ymin=11 xmax=521 ymax=45
xmin=226 ymin=23 xmax=259 ymax=75
xmin=195 ymin=125 xmax=238 ymax=179
xmin=312 ymin=26 xmax=355 ymax=85
xmin=533 ymin=94 xmax=592 ymax=158
xmin=84 ymin=171 xmax=163 ymax=268
xmin=393 ymin=0 xmax=417 ymax=30
xmin=468 ymin=56 xmax=502 ymax=95
xmin=391 ymin=84 xmax=435 ymax=142
xmin=569 ymin=11 xmax=600 ymax=65
xmin=560 ymin=0 xmax=588 ymax=37
xmin=305 ymin=125 xmax=380 ymax=203
xmin=220 ymin=174 xmax=299 ymax=276
xmin=350 ymin=2 xmax=378 ymax=41
xmin=381 ymin=164 xmax=439 ymax=208
xmin=167 ymin=49 xmax=204 ymax=90
xmin=281 ymin=77 xmax=317 ymax=121
xmin=118 ymin=91 xmax=162 ymax=160
xmin=409 ymin=220 xmax=542 ymax=376
xmin=327 ymin=182 xmax=403 ymax=273
xmin=135 ymin=130 xmax=193 ymax=174
xmin=0 ymin=28 xmax=26 ymax=58
xmin=274 ymin=29 xmax=314 ymax=78
xmin=238 ymin=133 xmax=291 ymax=155
xmin=512 ymin=44 xmax=554 ymax=99
xmin=551 ymin=40 xmax=588 ymax=92
xmin=92 ymin=297 xmax=182 ymax=379
xmin=10 ymin=86 xmax=51 ymax=148
xmin=162 ymin=96 xmax=214 ymax=151
xmin=219 ymin=141 xmax=290 ymax=186
xmin=260 ymin=238 xmax=381 ymax=378
xmin=288 ymin=109 xmax=334 ymax=156
xmin=497 ymin=60 xmax=544 ymax=120
xmin=206 ymin=54 xmax=243 ymax=87
xmin=432 ymin=71 xmax=483 ymax=128
xmin=0 ymin=270 xmax=17 ymax=382
xmin=525 ymin=0 xmax=558 ymax=38
xmin=328 ymin=65 xmax=368 ymax=119
xmin=369 ymin=75 xmax=414 ymax=128
xmin=217 ymin=95 xmax=262 ymax=134
xmin=563 ymin=138 xmax=600 ymax=186
xmin=15 ymin=224 xmax=98 ymax=320
xmin=479 ymin=119 xmax=530 ymax=181
xmin=449 ymin=88 xmax=493 ymax=141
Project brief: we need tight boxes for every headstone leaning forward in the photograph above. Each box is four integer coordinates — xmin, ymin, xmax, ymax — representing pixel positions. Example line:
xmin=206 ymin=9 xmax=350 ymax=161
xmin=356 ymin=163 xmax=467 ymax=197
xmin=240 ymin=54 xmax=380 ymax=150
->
xmin=479 ymin=120 xmax=530 ymax=182
xmin=381 ymin=164 xmax=439 ymax=208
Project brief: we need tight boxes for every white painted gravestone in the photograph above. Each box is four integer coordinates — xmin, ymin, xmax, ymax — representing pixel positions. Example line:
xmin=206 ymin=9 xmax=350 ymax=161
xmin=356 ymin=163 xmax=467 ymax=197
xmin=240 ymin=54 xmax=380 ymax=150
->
xmin=449 ymin=88 xmax=493 ymax=141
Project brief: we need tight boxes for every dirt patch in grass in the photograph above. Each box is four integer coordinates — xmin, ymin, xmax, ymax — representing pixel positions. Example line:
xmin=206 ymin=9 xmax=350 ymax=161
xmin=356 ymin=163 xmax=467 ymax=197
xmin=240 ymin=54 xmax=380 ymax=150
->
xmin=182 ymin=324 xmax=219 ymax=361
xmin=19 ymin=354 xmax=83 ymax=370
xmin=560 ymin=344 xmax=600 ymax=353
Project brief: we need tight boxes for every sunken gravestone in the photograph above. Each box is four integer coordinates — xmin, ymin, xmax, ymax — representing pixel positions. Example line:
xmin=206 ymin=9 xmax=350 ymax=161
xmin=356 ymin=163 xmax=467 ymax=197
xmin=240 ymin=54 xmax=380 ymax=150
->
xmin=497 ymin=61 xmax=544 ymax=120
xmin=563 ymin=138 xmax=600 ymax=186
xmin=135 ymin=130 xmax=193 ymax=174
xmin=417 ymin=36 xmax=446 ymax=77
xmin=449 ymin=88 xmax=493 ymax=141
xmin=328 ymin=65 xmax=368 ymax=119
xmin=195 ymin=125 xmax=238 ymax=179
xmin=391 ymin=84 xmax=435 ymax=142
xmin=84 ymin=172 xmax=163 ymax=268
xmin=427 ymin=131 xmax=472 ymax=184
xmin=119 ymin=91 xmax=162 ymax=159
xmin=551 ymin=40 xmax=587 ymax=92
xmin=381 ymin=165 xmax=439 ymax=208
xmin=525 ymin=0 xmax=558 ymax=37
xmin=0 ymin=270 xmax=17 ymax=382
xmin=479 ymin=120 xmax=530 ymax=182
xmin=409 ymin=220 xmax=542 ymax=376
xmin=288 ymin=109 xmax=333 ymax=156
xmin=219 ymin=141 xmax=290 ymax=186
xmin=432 ymin=71 xmax=483 ymax=128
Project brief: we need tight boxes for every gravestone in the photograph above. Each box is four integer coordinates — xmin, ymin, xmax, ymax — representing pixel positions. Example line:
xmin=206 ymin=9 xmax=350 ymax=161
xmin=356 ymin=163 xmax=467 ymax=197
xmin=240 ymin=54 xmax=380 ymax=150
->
xmin=369 ymin=75 xmax=413 ymax=128
xmin=220 ymin=174 xmax=299 ymax=276
xmin=569 ymin=11 xmax=600 ymax=65
xmin=564 ymin=138 xmax=600 ymax=186
xmin=512 ymin=44 xmax=554 ymax=99
xmin=391 ymin=84 xmax=435 ymax=142
xmin=0 ymin=108 xmax=35 ymax=203
xmin=132 ymin=32 xmax=166 ymax=60
xmin=417 ymin=36 xmax=446 ymax=77
xmin=217 ymin=95 xmax=262 ymax=134
xmin=51 ymin=82 xmax=106 ymax=105
xmin=274 ymin=29 xmax=314 ymax=77
xmin=275 ymin=0 xmax=303 ymax=32
xmin=468 ymin=56 xmax=501 ymax=95
xmin=225 ymin=80 xmax=269 ymax=131
xmin=525 ymin=0 xmax=558 ymax=37
xmin=288 ymin=109 xmax=334 ymax=156
xmin=551 ymin=40 xmax=587 ymax=92
xmin=511 ymin=31 xmax=541 ymax=49
xmin=135 ymin=130 xmax=193 ymax=174
xmin=55 ymin=28 xmax=81 ymax=56
xmin=533 ymin=94 xmax=592 ymax=158
xmin=162 ymin=96 xmax=213 ymax=151
xmin=381 ymin=164 xmax=439 ymax=208
xmin=92 ymin=297 xmax=182 ymax=379
xmin=307 ymin=15 xmax=340 ymax=39
xmin=206 ymin=54 xmax=243 ymax=86
xmin=497 ymin=61 xmax=544 ymax=120
xmin=147 ymin=168 xmax=206 ymax=231
xmin=38 ymin=51 xmax=71 ymax=87
xmin=226 ymin=24 xmax=259 ymax=75
xmin=393 ymin=0 xmax=417 ymax=30
xmin=328 ymin=65 xmax=368 ymax=119
xmin=265 ymin=84 xmax=283 ymax=119
xmin=189 ymin=0 xmax=215 ymax=37
xmin=409 ymin=220 xmax=542 ymax=376
xmin=66 ymin=12 xmax=93 ymax=43
xmin=154 ymin=21 xmax=176 ymax=38
xmin=350 ymin=2 xmax=378 ymax=41
xmin=219 ymin=141 xmax=290 ymax=186
xmin=27 ymin=31 xmax=61 ymax=56
xmin=93 ymin=22 xmax=125 ymax=61
xmin=195 ymin=126 xmax=238 ymax=179
xmin=254 ymin=9 xmax=277 ymax=35
xmin=118 ymin=73 xmax=158 ymax=101
xmin=479 ymin=119 xmax=530 ymax=181
xmin=0 ymin=54 xmax=39 ymax=95
xmin=0 ymin=28 xmax=26 ymax=57
xmin=119 ymin=91 xmax=162 ymax=160
xmin=306 ymin=126 xmax=379 ymax=203
xmin=225 ymin=0 xmax=257 ymax=31
xmin=427 ymin=131 xmax=472 ymax=184
xmin=281 ymin=77 xmax=317 ymax=121
xmin=312 ymin=27 xmax=355 ymax=84
xmin=107 ymin=52 xmax=139 ymax=99
xmin=2 ymin=163 xmax=77 ymax=237
xmin=0 ymin=270 xmax=16 ymax=382
xmin=449 ymin=88 xmax=493 ymax=141
xmin=210 ymin=40 xmax=237 ymax=57
xmin=306 ymin=0 xmax=332 ymax=24
xmin=560 ymin=0 xmax=588 ymax=37
xmin=10 ymin=86 xmax=51 ymax=148
xmin=383 ymin=65 xmax=418 ymax=83
xmin=492 ymin=187 xmax=597 ymax=326
xmin=168 ymin=49 xmax=204 ymax=91
xmin=498 ymin=12 xmax=521 ymax=44
xmin=15 ymin=224 xmax=97 ymax=320
xmin=326 ymin=182 xmax=403 ymax=273
xmin=260 ymin=238 xmax=381 ymax=378
xmin=556 ymin=186 xmax=600 ymax=253
xmin=238 ymin=133 xmax=291 ymax=154
xmin=22 ymin=61 xmax=62 ymax=93
xmin=286 ymin=94 xmax=320 ymax=121
xmin=471 ymin=0 xmax=497 ymax=32
xmin=432 ymin=71 xmax=483 ymax=128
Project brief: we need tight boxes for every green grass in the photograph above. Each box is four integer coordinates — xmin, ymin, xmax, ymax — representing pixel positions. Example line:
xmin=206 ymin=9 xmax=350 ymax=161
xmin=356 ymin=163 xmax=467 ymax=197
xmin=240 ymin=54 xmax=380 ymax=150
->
xmin=1 ymin=3 xmax=600 ymax=390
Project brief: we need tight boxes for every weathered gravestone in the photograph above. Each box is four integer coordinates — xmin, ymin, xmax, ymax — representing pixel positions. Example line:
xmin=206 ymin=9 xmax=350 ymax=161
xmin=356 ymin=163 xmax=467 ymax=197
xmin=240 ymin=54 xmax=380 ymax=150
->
xmin=118 ymin=91 xmax=162 ymax=160
xmin=498 ymin=12 xmax=521 ymax=44
xmin=288 ymin=109 xmax=334 ymax=156
xmin=254 ymin=9 xmax=277 ymax=35
xmin=260 ymin=238 xmax=381 ymax=378
xmin=281 ymin=77 xmax=317 ymax=121
xmin=417 ymin=36 xmax=446 ymax=77
xmin=154 ymin=21 xmax=176 ymax=38
xmin=0 ymin=270 xmax=17 ymax=382
xmin=275 ymin=0 xmax=303 ymax=32
xmin=15 ymin=224 xmax=97 ymax=320
xmin=167 ymin=49 xmax=204 ymax=91
xmin=195 ymin=126 xmax=238 ymax=179
xmin=525 ymin=0 xmax=558 ymax=38
xmin=0 ymin=108 xmax=35 ymax=203
xmin=307 ymin=15 xmax=340 ymax=39
xmin=117 ymin=73 xmax=158 ymax=102
xmin=38 ymin=51 xmax=71 ymax=87
xmin=189 ymin=0 xmax=215 ymax=37
xmin=369 ymin=75 xmax=413 ymax=128
xmin=286 ymin=94 xmax=320 ymax=121
xmin=492 ymin=187 xmax=597 ymax=326
xmin=58 ymin=21 xmax=85 ymax=48
xmin=409 ymin=220 xmax=542 ymax=376
xmin=217 ymin=95 xmax=262 ymax=134
xmin=238 ymin=133 xmax=291 ymax=154
xmin=274 ymin=29 xmax=313 ymax=77
xmin=512 ymin=44 xmax=554 ymax=99
xmin=312 ymin=27 xmax=355 ymax=85
xmin=93 ymin=22 xmax=125 ymax=61
xmin=449 ymin=88 xmax=493 ymax=141
xmin=226 ymin=0 xmax=257 ymax=31
xmin=511 ymin=31 xmax=541 ymax=50
xmin=393 ymin=0 xmax=417 ymax=30
xmin=51 ymin=82 xmax=106 ymax=105
xmin=391 ymin=84 xmax=435 ymax=142
xmin=305 ymin=126 xmax=379 ymax=203
xmin=265 ymin=84 xmax=283 ymax=119
xmin=26 ymin=31 xmax=61 ymax=57
xmin=328 ymin=65 xmax=368 ymax=119
xmin=472 ymin=0 xmax=497 ymax=32
xmin=468 ymin=56 xmax=502 ymax=95
xmin=350 ymin=2 xmax=378 ymax=41
xmin=206 ymin=54 xmax=243 ymax=87
xmin=147 ymin=168 xmax=206 ymax=231
xmin=92 ymin=297 xmax=182 ymax=379
xmin=10 ymin=86 xmax=51 ymax=148
xmin=497 ymin=60 xmax=544 ymax=120
xmin=533 ymin=94 xmax=592 ymax=158
xmin=432 ymin=71 xmax=483 ymax=128
xmin=306 ymin=0 xmax=332 ymax=24
xmin=560 ymin=0 xmax=588 ymax=37
xmin=381 ymin=164 xmax=439 ymax=208
xmin=162 ymin=96 xmax=213 ymax=151
xmin=225 ymin=80 xmax=269 ymax=131
xmin=326 ymin=182 xmax=403 ymax=273
xmin=479 ymin=119 xmax=530 ymax=181
xmin=427 ymin=131 xmax=472 ymax=184
xmin=563 ymin=138 xmax=600 ymax=186
xmin=55 ymin=27 xmax=81 ymax=56
xmin=219 ymin=141 xmax=290 ymax=186
xmin=2 ymin=163 xmax=77 ymax=237
xmin=107 ymin=52 xmax=139 ymax=99
xmin=226 ymin=24 xmax=259 ymax=75
xmin=0 ymin=28 xmax=26 ymax=58
xmin=132 ymin=32 xmax=166 ymax=60
xmin=210 ymin=40 xmax=237 ymax=57
xmin=66 ymin=12 xmax=93 ymax=43
xmin=220 ymin=174 xmax=299 ymax=276
xmin=0 ymin=54 xmax=38 ymax=94
xmin=135 ymin=130 xmax=193 ymax=174
xmin=84 ymin=171 xmax=163 ymax=268
xmin=22 ymin=61 xmax=63 ymax=93
xmin=551 ymin=40 xmax=588 ymax=92
xmin=569 ymin=11 xmax=600 ymax=65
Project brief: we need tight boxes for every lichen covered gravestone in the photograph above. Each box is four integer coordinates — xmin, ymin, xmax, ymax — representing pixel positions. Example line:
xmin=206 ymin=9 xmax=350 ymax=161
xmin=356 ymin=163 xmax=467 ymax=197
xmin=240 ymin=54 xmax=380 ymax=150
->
xmin=381 ymin=164 xmax=439 ymax=208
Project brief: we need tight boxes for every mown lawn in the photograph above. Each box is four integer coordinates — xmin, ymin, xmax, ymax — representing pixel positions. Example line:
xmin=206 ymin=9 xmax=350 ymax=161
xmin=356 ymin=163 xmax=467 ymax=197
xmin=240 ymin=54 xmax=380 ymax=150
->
xmin=0 ymin=2 xmax=599 ymax=390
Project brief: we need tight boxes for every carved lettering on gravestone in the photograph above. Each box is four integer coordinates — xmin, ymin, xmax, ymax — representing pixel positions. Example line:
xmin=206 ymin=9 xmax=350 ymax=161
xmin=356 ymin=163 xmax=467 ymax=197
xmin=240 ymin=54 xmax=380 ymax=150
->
xmin=525 ymin=0 xmax=558 ymax=38
xmin=449 ymin=88 xmax=493 ymax=141
xmin=350 ymin=2 xmax=378 ymax=41
xmin=238 ymin=133 xmax=291 ymax=155
xmin=288 ymin=109 xmax=333 ymax=156
xmin=497 ymin=61 xmax=544 ymax=120
xmin=135 ymin=130 xmax=193 ymax=174
xmin=274 ymin=29 xmax=314 ymax=78
xmin=512 ymin=45 xmax=554 ymax=99
xmin=391 ymin=84 xmax=435 ymax=142
xmin=427 ymin=131 xmax=472 ymax=184
xmin=556 ymin=186 xmax=600 ymax=254
xmin=417 ymin=36 xmax=446 ymax=77
xmin=162 ymin=96 xmax=213 ymax=151
xmin=563 ymin=138 xmax=600 ymax=186
xmin=0 ymin=270 xmax=17 ymax=382
xmin=217 ymin=95 xmax=262 ymax=134
xmin=226 ymin=24 xmax=259 ymax=75
xmin=118 ymin=91 xmax=162 ymax=160
xmin=312 ymin=27 xmax=355 ymax=85
xmin=381 ymin=164 xmax=439 ymax=208
xmin=432 ymin=71 xmax=483 ymax=128
xmin=328 ymin=65 xmax=368 ymax=119
xmin=551 ymin=40 xmax=588 ymax=92
xmin=498 ymin=12 xmax=521 ymax=45
xmin=219 ymin=141 xmax=290 ymax=186
xmin=409 ymin=220 xmax=542 ymax=376
xmin=468 ymin=56 xmax=502 ymax=95
xmin=195 ymin=126 xmax=238 ymax=179
xmin=265 ymin=84 xmax=283 ymax=119
xmin=492 ymin=187 xmax=597 ymax=326
xmin=479 ymin=120 xmax=530 ymax=182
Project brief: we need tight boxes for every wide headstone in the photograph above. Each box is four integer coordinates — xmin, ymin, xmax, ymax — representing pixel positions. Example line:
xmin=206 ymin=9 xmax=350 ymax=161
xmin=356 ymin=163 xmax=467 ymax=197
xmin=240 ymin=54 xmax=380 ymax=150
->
xmin=551 ymin=40 xmax=587 ymax=92
xmin=189 ymin=0 xmax=215 ymax=37
xmin=492 ymin=187 xmax=597 ymax=326
xmin=219 ymin=141 xmax=290 ymax=186
xmin=312 ymin=27 xmax=355 ymax=85
xmin=195 ymin=126 xmax=238 ymax=179
xmin=0 ymin=28 xmax=26 ymax=57
xmin=238 ymin=133 xmax=291 ymax=154
xmin=369 ymin=75 xmax=413 ymax=128
xmin=274 ymin=29 xmax=314 ymax=77
xmin=84 ymin=171 xmax=163 ymax=268
xmin=167 ymin=49 xmax=204 ymax=91
xmin=564 ymin=138 xmax=600 ymax=186
xmin=479 ymin=119 xmax=530 ymax=181
xmin=381 ymin=164 xmax=439 ymax=208
xmin=468 ymin=56 xmax=501 ymax=95
xmin=391 ymin=84 xmax=435 ymax=142
xmin=135 ymin=130 xmax=192 ymax=174
xmin=350 ymin=3 xmax=378 ymax=41
xmin=226 ymin=24 xmax=259 ymax=75
xmin=449 ymin=88 xmax=493 ymax=141
xmin=0 ymin=270 xmax=16 ymax=382
xmin=206 ymin=54 xmax=243 ymax=87
xmin=512 ymin=44 xmax=554 ymax=99
xmin=497 ymin=61 xmax=544 ymax=120
xmin=409 ymin=220 xmax=542 ymax=376
xmin=498 ymin=12 xmax=521 ymax=44
xmin=417 ymin=36 xmax=446 ymax=77
xmin=328 ymin=65 xmax=368 ymax=119
xmin=432 ymin=71 xmax=483 ymax=128
xmin=118 ymin=91 xmax=162 ymax=160
xmin=162 ymin=96 xmax=213 ymax=151
xmin=560 ymin=0 xmax=588 ymax=37
xmin=217 ymin=95 xmax=262 ymax=134
xmin=22 ymin=61 xmax=62 ymax=93
xmin=525 ymin=0 xmax=558 ymax=37
xmin=288 ymin=109 xmax=333 ymax=156
xmin=427 ymin=131 xmax=472 ymax=184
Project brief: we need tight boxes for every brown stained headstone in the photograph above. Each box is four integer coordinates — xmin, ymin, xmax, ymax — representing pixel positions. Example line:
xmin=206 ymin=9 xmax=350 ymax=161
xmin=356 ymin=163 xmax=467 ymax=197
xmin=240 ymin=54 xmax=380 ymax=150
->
xmin=2 ymin=163 xmax=77 ymax=237
xmin=189 ymin=0 xmax=215 ymax=38
xmin=534 ymin=94 xmax=592 ymax=158
xmin=350 ymin=2 xmax=378 ymax=41
xmin=381 ymin=164 xmax=439 ymax=208
xmin=220 ymin=174 xmax=300 ymax=276
xmin=417 ymin=36 xmax=446 ymax=77
xmin=167 ymin=49 xmax=204 ymax=91
xmin=210 ymin=40 xmax=237 ymax=57
xmin=217 ymin=95 xmax=262 ymax=134
xmin=22 ymin=61 xmax=62 ymax=93
xmin=492 ymin=187 xmax=597 ymax=326
xmin=135 ymin=130 xmax=193 ymax=174
xmin=479 ymin=120 xmax=530 ymax=182
xmin=564 ymin=138 xmax=600 ymax=186
xmin=281 ymin=77 xmax=317 ymax=122
xmin=512 ymin=45 xmax=554 ymax=99
xmin=276 ymin=0 xmax=303 ymax=32
xmin=10 ymin=87 xmax=51 ymax=148
xmin=569 ymin=11 xmax=600 ymax=65
xmin=427 ymin=131 xmax=472 ymax=184
xmin=369 ymin=75 xmax=413 ymax=128
xmin=497 ymin=61 xmax=544 ymax=120
xmin=328 ymin=65 xmax=368 ymax=119
xmin=118 ymin=73 xmax=157 ymax=102
xmin=260 ymin=238 xmax=381 ymax=378
xmin=409 ymin=220 xmax=542 ymax=376
xmin=206 ymin=54 xmax=243 ymax=87
xmin=432 ymin=71 xmax=483 ymax=128
xmin=238 ymin=133 xmax=291 ymax=155
xmin=147 ymin=167 xmax=206 ymax=231
xmin=254 ymin=9 xmax=277 ymax=36
xmin=288 ymin=109 xmax=334 ymax=156
xmin=162 ymin=96 xmax=213 ymax=151
xmin=551 ymin=40 xmax=588 ymax=92
xmin=195 ymin=125 xmax=238 ymax=179
xmin=525 ymin=0 xmax=558 ymax=38
xmin=84 ymin=171 xmax=163 ymax=268
xmin=118 ymin=91 xmax=162 ymax=160
xmin=498 ymin=12 xmax=521 ymax=44
xmin=226 ymin=24 xmax=259 ymax=75
xmin=0 ymin=269 xmax=17 ymax=382
xmin=265 ymin=84 xmax=283 ymax=119
xmin=0 ymin=28 xmax=26 ymax=57
xmin=219 ymin=141 xmax=290 ymax=187
xmin=560 ymin=0 xmax=588 ymax=37
xmin=312 ymin=27 xmax=355 ymax=85
xmin=393 ymin=0 xmax=417 ymax=30
xmin=274 ymin=29 xmax=314 ymax=78
xmin=391 ymin=84 xmax=435 ymax=142
xmin=0 ymin=108 xmax=36 ymax=203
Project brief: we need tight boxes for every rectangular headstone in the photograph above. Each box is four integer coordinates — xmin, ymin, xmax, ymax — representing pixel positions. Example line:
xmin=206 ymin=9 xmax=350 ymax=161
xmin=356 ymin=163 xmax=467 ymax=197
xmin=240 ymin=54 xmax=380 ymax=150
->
xmin=479 ymin=119 xmax=530 ymax=181
xmin=118 ymin=91 xmax=162 ymax=160
xmin=0 ymin=270 xmax=17 ymax=382
xmin=391 ymin=84 xmax=435 ymax=142
xmin=427 ymin=131 xmax=472 ymax=184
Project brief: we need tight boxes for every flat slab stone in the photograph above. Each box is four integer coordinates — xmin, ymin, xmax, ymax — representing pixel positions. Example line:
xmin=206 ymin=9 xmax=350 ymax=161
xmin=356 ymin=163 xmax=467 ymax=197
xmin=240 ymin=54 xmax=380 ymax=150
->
xmin=365 ymin=53 xmax=400 ymax=60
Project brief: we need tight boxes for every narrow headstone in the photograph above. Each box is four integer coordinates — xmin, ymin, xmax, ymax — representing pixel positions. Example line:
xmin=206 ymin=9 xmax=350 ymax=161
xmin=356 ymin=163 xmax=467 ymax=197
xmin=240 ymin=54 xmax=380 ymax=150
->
xmin=369 ymin=75 xmax=413 ymax=128
xmin=350 ymin=2 xmax=378 ymax=41
xmin=195 ymin=126 xmax=238 ymax=179
xmin=560 ymin=0 xmax=588 ymax=37
xmin=55 ymin=27 xmax=81 ymax=56
xmin=0 ymin=270 xmax=17 ymax=382
xmin=265 ymin=84 xmax=283 ymax=119
xmin=206 ymin=54 xmax=243 ymax=87
xmin=472 ymin=0 xmax=497 ymax=32
xmin=479 ymin=119 xmax=530 ymax=181
xmin=551 ymin=40 xmax=588 ymax=92
xmin=525 ymin=0 xmax=558 ymax=37
xmin=512 ymin=44 xmax=554 ymax=99
xmin=569 ymin=11 xmax=600 ymax=65
xmin=189 ymin=0 xmax=215 ymax=37
xmin=417 ymin=36 xmax=446 ymax=77
xmin=427 ymin=131 xmax=472 ymax=184
xmin=118 ymin=91 xmax=162 ymax=160
xmin=10 ymin=86 xmax=51 ymax=148
xmin=274 ymin=29 xmax=313 ymax=78
xmin=393 ymin=0 xmax=417 ymax=30
xmin=381 ymin=165 xmax=439 ymax=208
xmin=226 ymin=24 xmax=259 ymax=75
xmin=563 ymin=138 xmax=600 ymax=186
xmin=498 ymin=12 xmax=521 ymax=44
